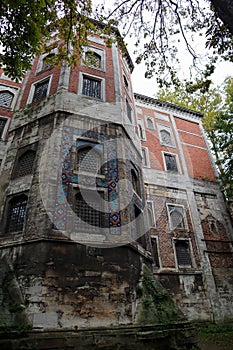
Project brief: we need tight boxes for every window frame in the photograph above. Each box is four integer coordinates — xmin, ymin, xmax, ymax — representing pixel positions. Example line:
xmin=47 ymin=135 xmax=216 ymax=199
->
xmin=78 ymin=72 xmax=105 ymax=101
xmin=76 ymin=144 xmax=102 ymax=175
xmin=158 ymin=124 xmax=175 ymax=147
xmin=137 ymin=119 xmax=146 ymax=140
xmin=151 ymin=235 xmax=160 ymax=267
xmin=147 ymin=201 xmax=155 ymax=228
xmin=74 ymin=188 xmax=106 ymax=233
xmin=146 ymin=117 xmax=155 ymax=130
xmin=167 ymin=203 xmax=187 ymax=230
xmin=36 ymin=48 xmax=58 ymax=74
xmin=0 ymin=116 xmax=10 ymax=140
xmin=173 ymin=238 xmax=194 ymax=269
xmin=0 ymin=85 xmax=19 ymax=110
xmin=4 ymin=193 xmax=28 ymax=234
xmin=141 ymin=147 xmax=150 ymax=167
xmin=0 ymin=90 xmax=14 ymax=108
xmin=12 ymin=150 xmax=36 ymax=179
xmin=27 ymin=76 xmax=52 ymax=104
xmin=11 ymin=143 xmax=38 ymax=180
xmin=82 ymin=46 xmax=106 ymax=72
xmin=162 ymin=151 xmax=181 ymax=173
xmin=126 ymin=98 xmax=133 ymax=123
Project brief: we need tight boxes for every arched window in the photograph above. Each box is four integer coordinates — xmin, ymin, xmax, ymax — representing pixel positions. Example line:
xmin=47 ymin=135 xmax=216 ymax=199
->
xmin=160 ymin=129 xmax=172 ymax=145
xmin=42 ymin=53 xmax=55 ymax=70
xmin=168 ymin=205 xmax=185 ymax=229
xmin=14 ymin=150 xmax=36 ymax=178
xmin=0 ymin=90 xmax=14 ymax=108
xmin=75 ymin=190 xmax=103 ymax=232
xmin=77 ymin=146 xmax=101 ymax=174
xmin=147 ymin=118 xmax=154 ymax=129
xmin=6 ymin=194 xmax=28 ymax=233
xmin=85 ymin=51 xmax=102 ymax=68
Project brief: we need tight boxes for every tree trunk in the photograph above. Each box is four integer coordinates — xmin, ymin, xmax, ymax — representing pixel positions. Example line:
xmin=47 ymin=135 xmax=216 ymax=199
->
xmin=210 ymin=0 xmax=233 ymax=35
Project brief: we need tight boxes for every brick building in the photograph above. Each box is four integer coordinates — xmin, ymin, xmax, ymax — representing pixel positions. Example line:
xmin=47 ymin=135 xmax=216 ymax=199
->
xmin=0 ymin=31 xmax=233 ymax=339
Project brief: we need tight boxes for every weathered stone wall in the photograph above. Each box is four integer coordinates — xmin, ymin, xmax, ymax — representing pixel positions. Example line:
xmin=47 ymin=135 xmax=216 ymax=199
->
xmin=0 ymin=241 xmax=147 ymax=329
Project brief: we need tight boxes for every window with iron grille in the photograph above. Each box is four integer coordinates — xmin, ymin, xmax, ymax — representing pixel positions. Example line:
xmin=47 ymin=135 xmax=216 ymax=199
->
xmin=32 ymin=79 xmax=49 ymax=102
xmin=85 ymin=51 xmax=101 ymax=69
xmin=77 ymin=146 xmax=101 ymax=174
xmin=75 ymin=190 xmax=103 ymax=232
xmin=14 ymin=150 xmax=36 ymax=178
xmin=0 ymin=118 xmax=7 ymax=138
xmin=82 ymin=76 xmax=101 ymax=99
xmin=164 ymin=153 xmax=178 ymax=172
xmin=168 ymin=205 xmax=185 ymax=229
xmin=0 ymin=91 xmax=14 ymax=108
xmin=160 ymin=129 xmax=172 ymax=145
xmin=6 ymin=195 xmax=28 ymax=233
xmin=175 ymin=240 xmax=192 ymax=266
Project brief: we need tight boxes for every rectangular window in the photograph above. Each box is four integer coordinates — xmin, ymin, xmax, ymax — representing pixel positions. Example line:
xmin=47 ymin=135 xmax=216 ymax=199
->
xmin=164 ymin=153 xmax=178 ymax=173
xmin=32 ymin=79 xmax=49 ymax=103
xmin=82 ymin=76 xmax=101 ymax=99
xmin=151 ymin=237 xmax=160 ymax=267
xmin=175 ymin=240 xmax=192 ymax=267
xmin=0 ymin=118 xmax=7 ymax=138
xmin=75 ymin=190 xmax=104 ymax=233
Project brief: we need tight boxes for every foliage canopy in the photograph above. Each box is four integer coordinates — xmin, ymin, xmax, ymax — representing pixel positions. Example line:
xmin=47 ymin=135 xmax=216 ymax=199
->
xmin=0 ymin=0 xmax=233 ymax=87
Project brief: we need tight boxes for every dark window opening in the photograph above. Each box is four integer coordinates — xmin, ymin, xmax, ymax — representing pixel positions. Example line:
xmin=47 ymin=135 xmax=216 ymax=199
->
xmin=75 ymin=190 xmax=104 ymax=232
xmin=175 ymin=240 xmax=192 ymax=266
xmin=134 ymin=205 xmax=147 ymax=248
xmin=0 ymin=91 xmax=14 ymax=108
xmin=82 ymin=76 xmax=101 ymax=99
xmin=0 ymin=118 xmax=7 ymax=138
xmin=6 ymin=195 xmax=28 ymax=233
xmin=32 ymin=79 xmax=49 ymax=103
xmin=123 ymin=75 xmax=129 ymax=89
xmin=164 ymin=153 xmax=178 ymax=173
xmin=151 ymin=238 xmax=160 ymax=267
xmin=138 ymin=124 xmax=144 ymax=139
xmin=14 ymin=150 xmax=36 ymax=178
xmin=209 ymin=219 xmax=218 ymax=234
xmin=131 ymin=168 xmax=141 ymax=197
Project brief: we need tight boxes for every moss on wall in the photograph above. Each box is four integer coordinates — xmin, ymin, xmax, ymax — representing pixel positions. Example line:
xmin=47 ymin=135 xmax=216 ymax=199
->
xmin=136 ymin=264 xmax=185 ymax=325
